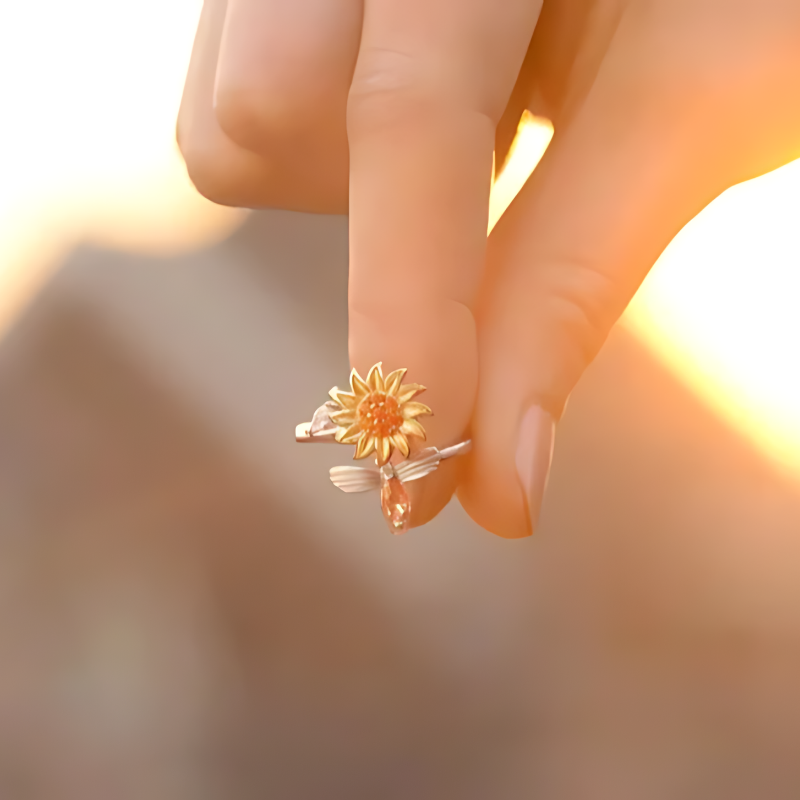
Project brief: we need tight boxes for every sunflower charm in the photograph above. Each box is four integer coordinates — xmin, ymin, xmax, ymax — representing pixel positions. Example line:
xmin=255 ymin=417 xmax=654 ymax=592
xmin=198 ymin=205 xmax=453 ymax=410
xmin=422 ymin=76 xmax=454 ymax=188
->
xmin=329 ymin=363 xmax=432 ymax=466
xmin=296 ymin=362 xmax=469 ymax=535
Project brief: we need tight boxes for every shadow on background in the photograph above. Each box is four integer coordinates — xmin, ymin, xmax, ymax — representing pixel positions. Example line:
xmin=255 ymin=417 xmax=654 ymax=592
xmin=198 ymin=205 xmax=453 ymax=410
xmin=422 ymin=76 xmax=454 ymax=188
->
xmin=0 ymin=211 xmax=798 ymax=799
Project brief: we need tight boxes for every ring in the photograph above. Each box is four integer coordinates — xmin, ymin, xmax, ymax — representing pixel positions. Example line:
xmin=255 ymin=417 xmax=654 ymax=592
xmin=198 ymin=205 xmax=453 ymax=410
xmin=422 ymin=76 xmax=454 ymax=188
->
xmin=296 ymin=362 xmax=471 ymax=534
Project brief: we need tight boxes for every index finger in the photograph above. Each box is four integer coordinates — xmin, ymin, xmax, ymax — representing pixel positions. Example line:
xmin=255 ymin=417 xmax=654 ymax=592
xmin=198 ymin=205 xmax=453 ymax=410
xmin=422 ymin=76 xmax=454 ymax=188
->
xmin=345 ymin=0 xmax=542 ymax=527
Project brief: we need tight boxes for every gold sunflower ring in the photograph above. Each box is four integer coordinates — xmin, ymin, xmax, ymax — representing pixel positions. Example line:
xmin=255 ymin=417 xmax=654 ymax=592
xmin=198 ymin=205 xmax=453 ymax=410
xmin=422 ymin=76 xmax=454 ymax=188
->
xmin=295 ymin=362 xmax=471 ymax=534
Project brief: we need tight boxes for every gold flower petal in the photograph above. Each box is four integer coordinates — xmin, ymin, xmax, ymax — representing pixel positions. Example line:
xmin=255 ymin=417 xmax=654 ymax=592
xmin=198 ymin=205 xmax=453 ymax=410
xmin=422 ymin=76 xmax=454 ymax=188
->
xmin=400 ymin=418 xmax=426 ymax=440
xmin=391 ymin=433 xmax=410 ymax=457
xmin=350 ymin=368 xmax=370 ymax=397
xmin=401 ymin=401 xmax=432 ymax=419
xmin=377 ymin=435 xmax=392 ymax=466
xmin=354 ymin=434 xmax=376 ymax=459
xmin=321 ymin=366 xmax=434 ymax=462
xmin=397 ymin=383 xmax=426 ymax=404
xmin=366 ymin=362 xmax=385 ymax=392
xmin=330 ymin=408 xmax=356 ymax=425
xmin=335 ymin=423 xmax=362 ymax=444
xmin=330 ymin=388 xmax=358 ymax=409
xmin=383 ymin=368 xmax=407 ymax=396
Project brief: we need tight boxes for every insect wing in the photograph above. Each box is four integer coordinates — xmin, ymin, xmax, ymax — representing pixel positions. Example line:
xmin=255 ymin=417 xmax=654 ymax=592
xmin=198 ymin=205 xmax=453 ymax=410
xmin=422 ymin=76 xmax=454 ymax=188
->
xmin=330 ymin=466 xmax=381 ymax=493
xmin=394 ymin=448 xmax=442 ymax=483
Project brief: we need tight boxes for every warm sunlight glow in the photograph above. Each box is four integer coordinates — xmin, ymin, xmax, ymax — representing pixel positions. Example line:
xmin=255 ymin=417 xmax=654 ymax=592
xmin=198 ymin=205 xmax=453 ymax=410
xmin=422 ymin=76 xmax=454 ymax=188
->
xmin=488 ymin=111 xmax=554 ymax=233
xmin=624 ymin=160 xmax=800 ymax=478
xmin=491 ymin=113 xmax=800 ymax=479
xmin=0 ymin=1 xmax=243 ymax=333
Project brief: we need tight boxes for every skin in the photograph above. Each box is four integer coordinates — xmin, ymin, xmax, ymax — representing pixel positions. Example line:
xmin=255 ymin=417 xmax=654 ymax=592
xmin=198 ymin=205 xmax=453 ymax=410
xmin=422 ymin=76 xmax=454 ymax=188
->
xmin=178 ymin=0 xmax=800 ymax=538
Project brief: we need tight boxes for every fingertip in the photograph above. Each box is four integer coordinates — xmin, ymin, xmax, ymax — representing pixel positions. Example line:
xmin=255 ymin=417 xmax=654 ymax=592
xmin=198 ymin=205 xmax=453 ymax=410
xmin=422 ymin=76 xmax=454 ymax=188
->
xmin=457 ymin=406 xmax=553 ymax=540
xmin=458 ymin=448 xmax=535 ymax=539
xmin=458 ymin=504 xmax=533 ymax=539
xmin=407 ymin=457 xmax=460 ymax=530
xmin=350 ymin=311 xmax=478 ymax=535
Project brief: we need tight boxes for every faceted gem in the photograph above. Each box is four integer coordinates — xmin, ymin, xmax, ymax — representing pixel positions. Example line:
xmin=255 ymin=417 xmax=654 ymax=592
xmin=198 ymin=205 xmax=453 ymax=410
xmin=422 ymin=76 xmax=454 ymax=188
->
xmin=380 ymin=475 xmax=411 ymax=534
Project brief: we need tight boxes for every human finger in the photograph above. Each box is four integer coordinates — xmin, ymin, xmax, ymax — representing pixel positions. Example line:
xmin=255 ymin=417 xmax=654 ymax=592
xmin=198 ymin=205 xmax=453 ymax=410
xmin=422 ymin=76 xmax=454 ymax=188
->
xmin=213 ymin=0 xmax=363 ymax=213
xmin=459 ymin=7 xmax=764 ymax=538
xmin=345 ymin=0 xmax=543 ymax=528
xmin=177 ymin=0 xmax=361 ymax=212
xmin=177 ymin=0 xmax=278 ymax=208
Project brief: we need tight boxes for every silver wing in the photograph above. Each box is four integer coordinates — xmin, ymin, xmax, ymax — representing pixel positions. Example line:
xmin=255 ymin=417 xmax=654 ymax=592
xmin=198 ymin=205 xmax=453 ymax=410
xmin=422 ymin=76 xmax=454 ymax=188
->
xmin=330 ymin=441 xmax=470 ymax=491
xmin=394 ymin=448 xmax=442 ymax=483
xmin=330 ymin=466 xmax=381 ymax=493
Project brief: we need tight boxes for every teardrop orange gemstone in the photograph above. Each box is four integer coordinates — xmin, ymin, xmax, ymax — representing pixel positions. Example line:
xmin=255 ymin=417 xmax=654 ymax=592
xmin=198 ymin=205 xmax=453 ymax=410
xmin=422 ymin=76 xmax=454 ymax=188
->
xmin=380 ymin=475 xmax=411 ymax=534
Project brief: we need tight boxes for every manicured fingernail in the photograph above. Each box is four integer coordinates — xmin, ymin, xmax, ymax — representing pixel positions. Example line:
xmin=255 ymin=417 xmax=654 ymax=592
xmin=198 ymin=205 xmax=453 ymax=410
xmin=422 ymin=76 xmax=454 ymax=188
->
xmin=515 ymin=405 xmax=555 ymax=534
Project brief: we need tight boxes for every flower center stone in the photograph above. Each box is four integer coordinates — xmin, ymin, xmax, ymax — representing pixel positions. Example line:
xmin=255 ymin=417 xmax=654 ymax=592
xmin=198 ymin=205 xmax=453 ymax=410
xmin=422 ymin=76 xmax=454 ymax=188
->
xmin=358 ymin=392 xmax=403 ymax=438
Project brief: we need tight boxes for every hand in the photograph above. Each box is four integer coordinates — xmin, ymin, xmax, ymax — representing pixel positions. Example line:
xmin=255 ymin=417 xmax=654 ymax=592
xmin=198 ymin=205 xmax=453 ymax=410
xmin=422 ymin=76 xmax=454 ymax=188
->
xmin=178 ymin=0 xmax=800 ymax=537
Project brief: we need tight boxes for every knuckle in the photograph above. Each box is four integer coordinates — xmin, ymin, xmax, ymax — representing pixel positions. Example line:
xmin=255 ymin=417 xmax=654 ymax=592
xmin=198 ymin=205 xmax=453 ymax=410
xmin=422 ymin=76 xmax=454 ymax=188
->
xmin=349 ymin=47 xmax=420 ymax=99
xmin=215 ymin=58 xmax=348 ymax=150
xmin=214 ymin=83 xmax=312 ymax=147
xmin=179 ymin=151 xmax=240 ymax=206
xmin=499 ymin=260 xmax=623 ymax=414
xmin=347 ymin=48 xmax=420 ymax=126
xmin=177 ymin=137 xmax=257 ymax=207
xmin=538 ymin=259 xmax=621 ymax=367
xmin=348 ymin=291 xmax=411 ymax=330
xmin=347 ymin=46 xmax=511 ymax=135
xmin=347 ymin=47 xmax=432 ymax=132
xmin=176 ymin=131 xmax=227 ymax=204
xmin=177 ymin=123 xmax=348 ymax=212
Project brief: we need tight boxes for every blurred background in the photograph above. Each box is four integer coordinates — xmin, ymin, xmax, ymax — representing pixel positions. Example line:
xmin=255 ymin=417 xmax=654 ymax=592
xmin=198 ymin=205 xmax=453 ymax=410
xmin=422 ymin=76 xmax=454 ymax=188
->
xmin=1 ymin=2 xmax=800 ymax=798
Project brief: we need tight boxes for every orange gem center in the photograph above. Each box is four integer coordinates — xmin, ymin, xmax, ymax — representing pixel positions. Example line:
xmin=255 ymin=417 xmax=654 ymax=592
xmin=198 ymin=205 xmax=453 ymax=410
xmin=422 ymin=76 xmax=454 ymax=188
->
xmin=357 ymin=392 xmax=403 ymax=438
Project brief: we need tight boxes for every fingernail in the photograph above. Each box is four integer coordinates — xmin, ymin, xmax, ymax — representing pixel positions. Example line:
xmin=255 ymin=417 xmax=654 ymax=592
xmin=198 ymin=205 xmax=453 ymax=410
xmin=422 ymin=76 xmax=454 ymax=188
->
xmin=515 ymin=405 xmax=555 ymax=534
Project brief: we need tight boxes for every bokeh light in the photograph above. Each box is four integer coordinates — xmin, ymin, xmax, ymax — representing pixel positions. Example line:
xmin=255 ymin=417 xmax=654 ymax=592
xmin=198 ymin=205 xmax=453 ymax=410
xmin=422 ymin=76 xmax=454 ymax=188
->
xmin=0 ymin=0 xmax=242 ymax=332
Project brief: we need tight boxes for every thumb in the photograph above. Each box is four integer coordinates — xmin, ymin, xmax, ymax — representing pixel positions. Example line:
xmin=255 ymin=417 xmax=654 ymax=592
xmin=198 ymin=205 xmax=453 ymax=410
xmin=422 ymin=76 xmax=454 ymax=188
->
xmin=460 ymin=65 xmax=729 ymax=539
